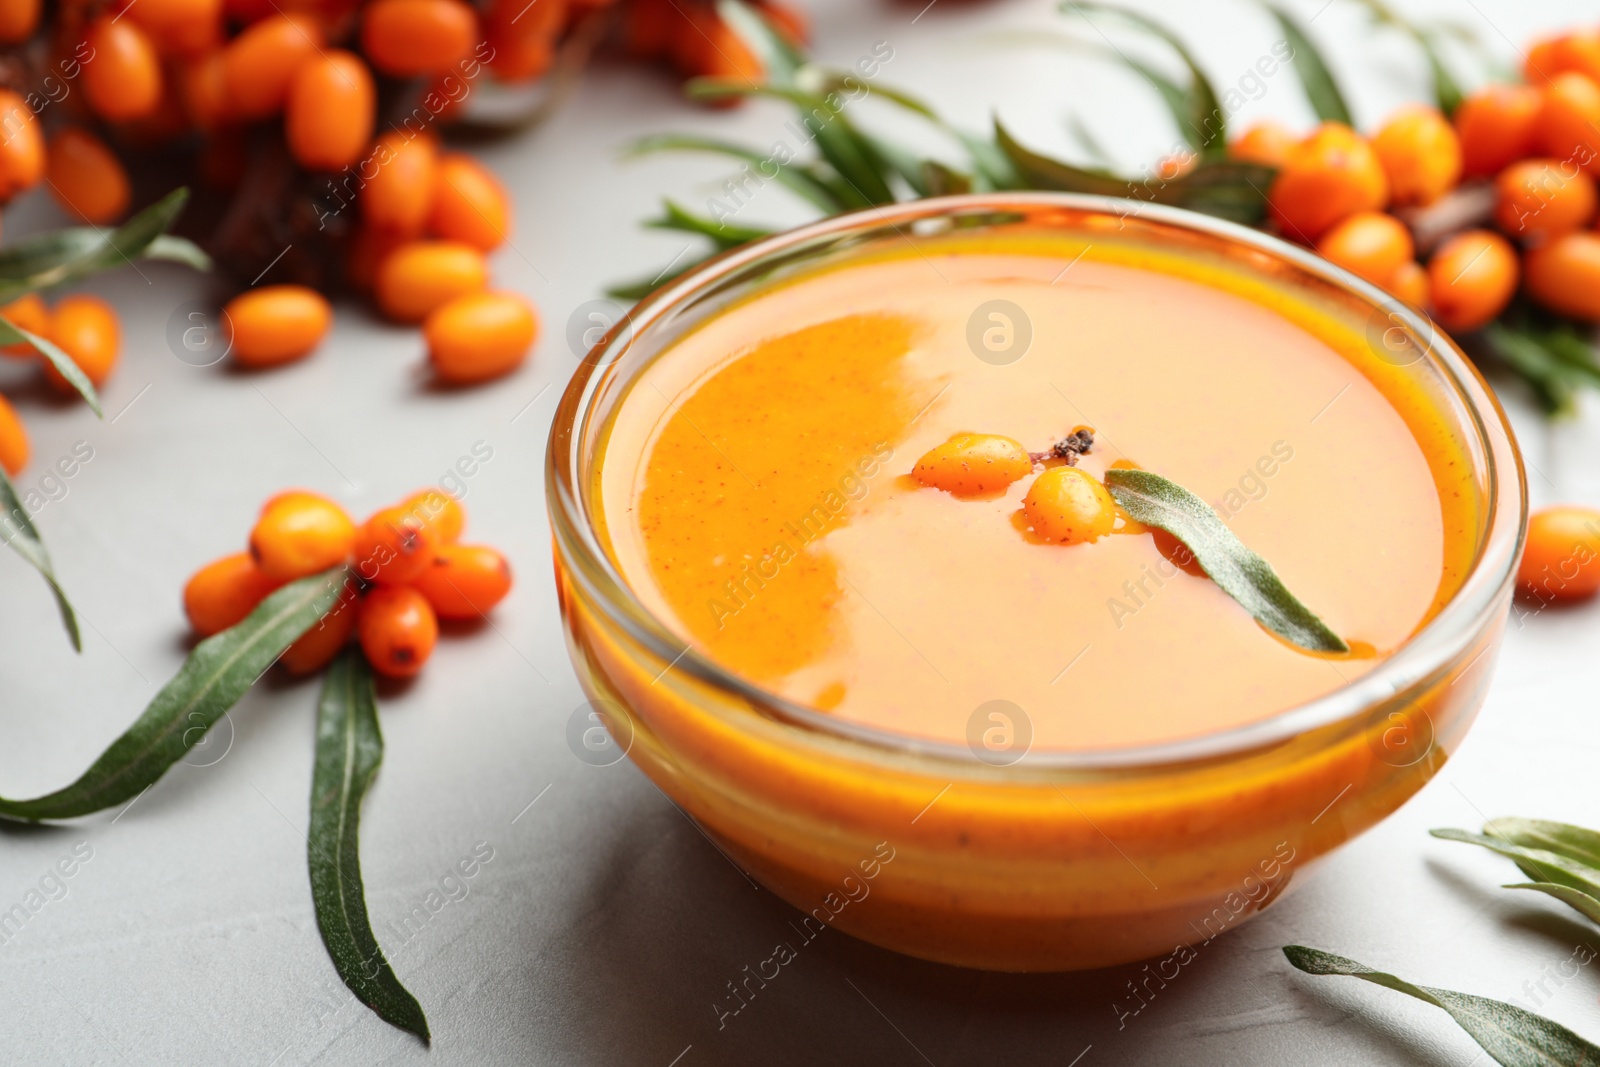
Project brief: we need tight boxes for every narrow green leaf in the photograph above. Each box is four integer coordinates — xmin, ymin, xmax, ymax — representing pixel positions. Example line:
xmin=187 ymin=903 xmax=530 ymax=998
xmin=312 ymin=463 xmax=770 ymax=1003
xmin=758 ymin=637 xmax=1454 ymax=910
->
xmin=1103 ymin=468 xmax=1347 ymax=653
xmin=995 ymin=122 xmax=1273 ymax=223
xmin=647 ymin=201 xmax=773 ymax=250
xmin=1349 ymin=0 xmax=1464 ymax=115
xmin=1483 ymin=322 xmax=1584 ymax=417
xmin=715 ymin=0 xmax=804 ymax=87
xmin=1284 ymin=946 xmax=1600 ymax=1067
xmin=1262 ymin=4 xmax=1354 ymax=125
xmin=625 ymin=133 xmax=846 ymax=213
xmin=922 ymin=160 xmax=973 ymax=197
xmin=0 ymin=464 xmax=79 ymax=650
xmin=1430 ymin=829 xmax=1600 ymax=898
xmin=144 ymin=234 xmax=214 ymax=273
xmin=606 ymin=251 xmax=722 ymax=302
xmin=0 ymin=188 xmax=201 ymax=303
xmin=1486 ymin=818 xmax=1600 ymax=870
xmin=687 ymin=81 xmax=896 ymax=205
xmin=1062 ymin=2 xmax=1227 ymax=157
xmin=0 ymin=568 xmax=348 ymax=822
xmin=0 ymin=318 xmax=101 ymax=415
xmin=309 ymin=650 xmax=430 ymax=1042
xmin=1505 ymin=883 xmax=1600 ymax=926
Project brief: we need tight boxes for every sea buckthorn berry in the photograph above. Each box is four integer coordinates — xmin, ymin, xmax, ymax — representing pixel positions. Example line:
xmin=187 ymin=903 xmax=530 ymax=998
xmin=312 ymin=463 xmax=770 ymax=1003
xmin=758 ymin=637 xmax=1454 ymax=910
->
xmin=360 ymin=132 xmax=438 ymax=236
xmin=1427 ymin=230 xmax=1518 ymax=334
xmin=47 ymin=129 xmax=130 ymax=224
xmin=81 ymin=17 xmax=163 ymax=122
xmin=352 ymin=505 xmax=439 ymax=584
xmin=42 ymin=295 xmax=120 ymax=393
xmin=1371 ymin=105 xmax=1461 ymax=207
xmin=1269 ymin=122 xmax=1390 ymax=242
xmin=1536 ymin=72 xmax=1600 ymax=173
xmin=249 ymin=492 xmax=356 ymax=582
xmin=183 ymin=552 xmax=282 ymax=636
xmin=286 ymin=51 xmax=375 ymax=172
xmin=1388 ymin=261 xmax=1429 ymax=310
xmin=0 ymin=90 xmax=44 ymax=200
xmin=346 ymin=225 xmax=409 ymax=294
xmin=673 ymin=9 xmax=762 ymax=88
xmin=224 ymin=285 xmax=332 ymax=368
xmin=0 ymin=0 xmax=38 ymax=43
xmin=485 ymin=0 xmax=564 ymax=82
xmin=0 ymin=391 xmax=27 ymax=475
xmin=125 ymin=0 xmax=223 ymax=58
xmin=1228 ymin=120 xmax=1297 ymax=168
xmin=1494 ymin=158 xmax=1597 ymax=239
xmin=1526 ymin=33 xmax=1600 ymax=85
xmin=358 ymin=584 xmax=439 ymax=678
xmin=280 ymin=593 xmax=358 ymax=675
xmin=424 ymin=291 xmax=538 ymax=385
xmin=429 ymin=153 xmax=512 ymax=251
xmin=375 ymin=241 xmax=488 ymax=323
xmin=0 ymin=293 xmax=47 ymax=357
xmin=403 ymin=488 xmax=465 ymax=542
xmin=911 ymin=433 xmax=1032 ymax=496
xmin=1456 ymin=84 xmax=1542 ymax=178
xmin=758 ymin=0 xmax=809 ymax=46
xmin=361 ymin=0 xmax=478 ymax=77
xmin=1519 ymin=506 xmax=1600 ymax=602
xmin=622 ymin=0 xmax=673 ymax=58
xmin=178 ymin=53 xmax=229 ymax=132
xmin=1315 ymin=211 xmax=1415 ymax=288
xmin=1524 ymin=232 xmax=1600 ymax=321
xmin=1022 ymin=467 xmax=1117 ymax=545
xmin=222 ymin=13 xmax=324 ymax=120
xmin=412 ymin=544 xmax=513 ymax=619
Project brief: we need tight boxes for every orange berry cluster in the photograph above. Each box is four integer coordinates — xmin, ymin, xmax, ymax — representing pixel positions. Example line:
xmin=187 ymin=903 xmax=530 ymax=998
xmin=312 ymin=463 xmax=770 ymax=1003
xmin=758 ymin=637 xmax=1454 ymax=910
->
xmin=1230 ymin=29 xmax=1600 ymax=334
xmin=0 ymin=292 xmax=120 ymax=474
xmin=183 ymin=487 xmax=513 ymax=678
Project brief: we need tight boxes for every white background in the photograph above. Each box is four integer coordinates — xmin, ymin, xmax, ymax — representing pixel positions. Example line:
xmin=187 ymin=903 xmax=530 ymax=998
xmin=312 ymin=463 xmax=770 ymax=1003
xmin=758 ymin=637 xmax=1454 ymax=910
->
xmin=3 ymin=0 xmax=1600 ymax=1063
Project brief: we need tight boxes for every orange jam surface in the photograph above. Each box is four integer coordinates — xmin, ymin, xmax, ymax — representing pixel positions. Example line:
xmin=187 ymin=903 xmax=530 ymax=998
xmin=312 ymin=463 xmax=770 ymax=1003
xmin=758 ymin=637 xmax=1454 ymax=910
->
xmin=596 ymin=228 xmax=1479 ymax=751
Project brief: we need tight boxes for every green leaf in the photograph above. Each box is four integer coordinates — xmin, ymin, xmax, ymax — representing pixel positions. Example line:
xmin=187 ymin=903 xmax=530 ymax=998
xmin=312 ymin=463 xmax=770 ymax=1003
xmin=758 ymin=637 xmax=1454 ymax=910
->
xmin=647 ymin=200 xmax=773 ymax=250
xmin=1506 ymin=883 xmax=1600 ymax=926
xmin=309 ymin=650 xmax=430 ymax=1043
xmin=1483 ymin=321 xmax=1587 ymax=417
xmin=1062 ymin=2 xmax=1227 ymax=158
xmin=1486 ymin=818 xmax=1600 ymax=870
xmin=1262 ymin=4 xmax=1354 ymax=125
xmin=0 ymin=464 xmax=80 ymax=650
xmin=1103 ymin=468 xmax=1347 ymax=653
xmin=606 ymin=250 xmax=722 ymax=302
xmin=1349 ymin=0 xmax=1464 ymax=115
xmin=0 ymin=568 xmax=348 ymax=822
xmin=995 ymin=122 xmax=1273 ymax=224
xmin=625 ymin=133 xmax=848 ymax=213
xmin=1430 ymin=829 xmax=1600 ymax=899
xmin=0 ymin=188 xmax=203 ymax=303
xmin=686 ymin=82 xmax=895 ymax=206
xmin=715 ymin=0 xmax=804 ymax=87
xmin=0 ymin=317 xmax=101 ymax=415
xmin=144 ymin=234 xmax=214 ymax=273
xmin=1284 ymin=946 xmax=1600 ymax=1067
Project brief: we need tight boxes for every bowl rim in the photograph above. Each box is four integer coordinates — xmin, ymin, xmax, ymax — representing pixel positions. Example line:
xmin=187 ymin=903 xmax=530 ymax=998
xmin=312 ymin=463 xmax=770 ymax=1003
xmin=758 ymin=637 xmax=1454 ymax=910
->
xmin=547 ymin=192 xmax=1528 ymax=773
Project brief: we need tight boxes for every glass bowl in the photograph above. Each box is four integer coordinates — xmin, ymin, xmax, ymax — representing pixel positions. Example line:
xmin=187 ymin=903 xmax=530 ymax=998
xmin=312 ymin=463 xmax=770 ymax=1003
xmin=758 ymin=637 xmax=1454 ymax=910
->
xmin=547 ymin=194 xmax=1526 ymax=971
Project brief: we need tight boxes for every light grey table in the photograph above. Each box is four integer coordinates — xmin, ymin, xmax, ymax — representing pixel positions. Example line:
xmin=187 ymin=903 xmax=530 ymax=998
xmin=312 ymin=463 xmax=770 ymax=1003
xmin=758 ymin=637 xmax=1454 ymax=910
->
xmin=3 ymin=1 xmax=1599 ymax=1063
